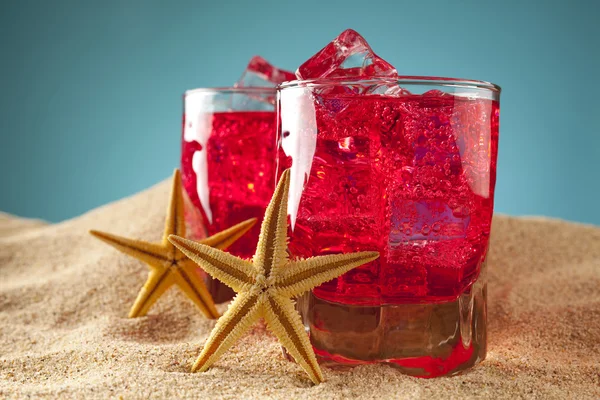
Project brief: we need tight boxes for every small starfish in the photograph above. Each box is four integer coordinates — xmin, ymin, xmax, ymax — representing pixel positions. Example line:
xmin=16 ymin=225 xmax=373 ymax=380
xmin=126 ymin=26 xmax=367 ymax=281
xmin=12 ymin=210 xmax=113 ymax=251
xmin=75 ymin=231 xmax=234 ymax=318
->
xmin=90 ymin=169 xmax=256 ymax=319
xmin=169 ymin=170 xmax=379 ymax=384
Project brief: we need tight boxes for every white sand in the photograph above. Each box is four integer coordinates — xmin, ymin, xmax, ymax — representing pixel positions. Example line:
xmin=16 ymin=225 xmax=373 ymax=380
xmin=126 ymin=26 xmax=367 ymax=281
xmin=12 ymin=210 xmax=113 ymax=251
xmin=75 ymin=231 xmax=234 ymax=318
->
xmin=1 ymin=180 xmax=599 ymax=399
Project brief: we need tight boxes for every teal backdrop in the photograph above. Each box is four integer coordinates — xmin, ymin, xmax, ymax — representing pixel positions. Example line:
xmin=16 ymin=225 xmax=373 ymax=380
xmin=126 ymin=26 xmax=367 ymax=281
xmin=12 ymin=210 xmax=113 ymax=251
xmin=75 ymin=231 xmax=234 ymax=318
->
xmin=1 ymin=0 xmax=599 ymax=225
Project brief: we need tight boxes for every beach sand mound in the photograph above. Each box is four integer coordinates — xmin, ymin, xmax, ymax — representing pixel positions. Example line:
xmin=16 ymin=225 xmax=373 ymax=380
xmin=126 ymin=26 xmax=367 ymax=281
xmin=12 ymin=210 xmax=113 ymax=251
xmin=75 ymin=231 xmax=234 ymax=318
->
xmin=1 ymin=180 xmax=599 ymax=399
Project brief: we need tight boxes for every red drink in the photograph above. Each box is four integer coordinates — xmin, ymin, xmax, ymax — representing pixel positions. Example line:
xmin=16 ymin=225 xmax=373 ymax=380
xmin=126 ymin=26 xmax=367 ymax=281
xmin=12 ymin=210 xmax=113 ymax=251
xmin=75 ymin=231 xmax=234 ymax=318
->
xmin=182 ymin=106 xmax=277 ymax=302
xmin=181 ymin=59 xmax=294 ymax=303
xmin=279 ymin=79 xmax=499 ymax=377
xmin=290 ymin=92 xmax=498 ymax=303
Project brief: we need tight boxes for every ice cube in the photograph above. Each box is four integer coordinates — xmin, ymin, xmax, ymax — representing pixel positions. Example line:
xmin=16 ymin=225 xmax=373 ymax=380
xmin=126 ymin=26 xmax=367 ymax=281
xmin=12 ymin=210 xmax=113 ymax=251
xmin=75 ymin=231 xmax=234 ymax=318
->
xmin=229 ymin=90 xmax=276 ymax=111
xmin=388 ymin=200 xmax=469 ymax=244
xmin=296 ymin=29 xmax=397 ymax=80
xmin=232 ymin=56 xmax=294 ymax=109
xmin=235 ymin=56 xmax=295 ymax=87
xmin=366 ymin=82 xmax=411 ymax=96
xmin=422 ymin=89 xmax=451 ymax=97
xmin=384 ymin=86 xmax=411 ymax=96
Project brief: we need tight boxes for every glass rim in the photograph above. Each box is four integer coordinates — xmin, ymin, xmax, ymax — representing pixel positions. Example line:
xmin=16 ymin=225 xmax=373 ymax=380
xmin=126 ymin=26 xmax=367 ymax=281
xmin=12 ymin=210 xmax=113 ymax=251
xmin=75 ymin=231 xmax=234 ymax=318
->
xmin=184 ymin=86 xmax=276 ymax=96
xmin=279 ymin=75 xmax=501 ymax=93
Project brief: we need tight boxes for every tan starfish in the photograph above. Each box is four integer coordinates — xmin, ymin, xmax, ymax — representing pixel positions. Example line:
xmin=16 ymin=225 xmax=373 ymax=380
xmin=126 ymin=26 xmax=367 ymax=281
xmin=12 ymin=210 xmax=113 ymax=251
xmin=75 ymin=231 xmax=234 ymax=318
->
xmin=90 ymin=169 xmax=256 ymax=319
xmin=168 ymin=169 xmax=379 ymax=384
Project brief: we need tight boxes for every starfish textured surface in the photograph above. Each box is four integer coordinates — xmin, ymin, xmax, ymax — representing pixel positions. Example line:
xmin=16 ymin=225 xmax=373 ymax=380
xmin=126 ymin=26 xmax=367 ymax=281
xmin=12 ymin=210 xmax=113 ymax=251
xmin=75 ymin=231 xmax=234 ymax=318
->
xmin=169 ymin=170 xmax=379 ymax=384
xmin=90 ymin=169 xmax=256 ymax=319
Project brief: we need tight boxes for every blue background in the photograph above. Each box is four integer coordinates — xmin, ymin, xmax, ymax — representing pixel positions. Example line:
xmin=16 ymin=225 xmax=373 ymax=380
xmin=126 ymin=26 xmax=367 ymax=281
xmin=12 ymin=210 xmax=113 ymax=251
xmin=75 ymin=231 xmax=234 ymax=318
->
xmin=1 ymin=0 xmax=598 ymax=225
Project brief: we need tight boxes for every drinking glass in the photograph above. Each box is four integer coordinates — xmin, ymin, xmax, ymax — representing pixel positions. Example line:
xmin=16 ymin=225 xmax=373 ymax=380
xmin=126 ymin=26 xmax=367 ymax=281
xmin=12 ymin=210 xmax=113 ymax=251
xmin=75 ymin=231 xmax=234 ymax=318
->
xmin=181 ymin=87 xmax=278 ymax=303
xmin=276 ymin=77 xmax=500 ymax=377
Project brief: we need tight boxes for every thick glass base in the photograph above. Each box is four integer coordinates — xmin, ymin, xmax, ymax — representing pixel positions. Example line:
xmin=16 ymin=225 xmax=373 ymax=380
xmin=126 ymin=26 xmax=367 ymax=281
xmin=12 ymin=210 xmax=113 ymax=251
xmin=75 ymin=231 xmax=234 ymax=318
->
xmin=205 ymin=277 xmax=236 ymax=304
xmin=289 ymin=264 xmax=487 ymax=378
xmin=183 ymin=194 xmax=236 ymax=304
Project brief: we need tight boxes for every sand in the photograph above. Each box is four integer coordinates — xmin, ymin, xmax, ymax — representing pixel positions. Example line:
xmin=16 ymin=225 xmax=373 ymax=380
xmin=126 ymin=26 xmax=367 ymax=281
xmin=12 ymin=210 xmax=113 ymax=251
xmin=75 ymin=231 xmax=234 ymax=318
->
xmin=1 ymin=180 xmax=599 ymax=399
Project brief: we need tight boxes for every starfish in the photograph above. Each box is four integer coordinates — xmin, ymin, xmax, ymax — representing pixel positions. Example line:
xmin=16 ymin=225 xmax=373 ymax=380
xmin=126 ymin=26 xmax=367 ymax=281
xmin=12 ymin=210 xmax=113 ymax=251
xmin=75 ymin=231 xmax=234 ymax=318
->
xmin=90 ymin=169 xmax=256 ymax=319
xmin=168 ymin=169 xmax=379 ymax=384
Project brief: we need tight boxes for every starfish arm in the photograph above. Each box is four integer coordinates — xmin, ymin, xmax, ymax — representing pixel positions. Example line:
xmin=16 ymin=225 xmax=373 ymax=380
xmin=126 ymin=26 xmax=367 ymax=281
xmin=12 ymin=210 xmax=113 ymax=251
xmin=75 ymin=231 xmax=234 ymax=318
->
xmin=129 ymin=269 xmax=176 ymax=318
xmin=163 ymin=169 xmax=186 ymax=242
xmin=192 ymin=292 xmax=262 ymax=372
xmin=253 ymin=169 xmax=291 ymax=277
xmin=90 ymin=230 xmax=167 ymax=268
xmin=272 ymin=251 xmax=380 ymax=298
xmin=175 ymin=261 xmax=220 ymax=319
xmin=263 ymin=294 xmax=323 ymax=384
xmin=200 ymin=218 xmax=257 ymax=250
xmin=169 ymin=235 xmax=257 ymax=292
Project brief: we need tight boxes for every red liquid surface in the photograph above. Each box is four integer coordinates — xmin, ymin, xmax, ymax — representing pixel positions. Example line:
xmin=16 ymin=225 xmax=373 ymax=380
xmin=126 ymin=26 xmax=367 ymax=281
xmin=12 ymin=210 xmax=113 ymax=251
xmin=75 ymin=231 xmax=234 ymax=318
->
xmin=181 ymin=111 xmax=277 ymax=261
xmin=284 ymin=91 xmax=499 ymax=306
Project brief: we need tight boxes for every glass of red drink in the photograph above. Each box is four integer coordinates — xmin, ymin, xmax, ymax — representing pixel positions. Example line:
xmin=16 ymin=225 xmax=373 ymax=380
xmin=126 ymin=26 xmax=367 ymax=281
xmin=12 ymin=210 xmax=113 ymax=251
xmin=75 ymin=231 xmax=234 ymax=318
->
xmin=181 ymin=87 xmax=277 ymax=303
xmin=277 ymin=77 xmax=500 ymax=377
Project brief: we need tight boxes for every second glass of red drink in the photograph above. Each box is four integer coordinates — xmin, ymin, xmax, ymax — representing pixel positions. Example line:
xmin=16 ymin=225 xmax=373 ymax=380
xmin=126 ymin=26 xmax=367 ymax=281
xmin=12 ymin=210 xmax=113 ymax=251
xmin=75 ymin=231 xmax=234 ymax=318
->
xmin=181 ymin=87 xmax=278 ymax=302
